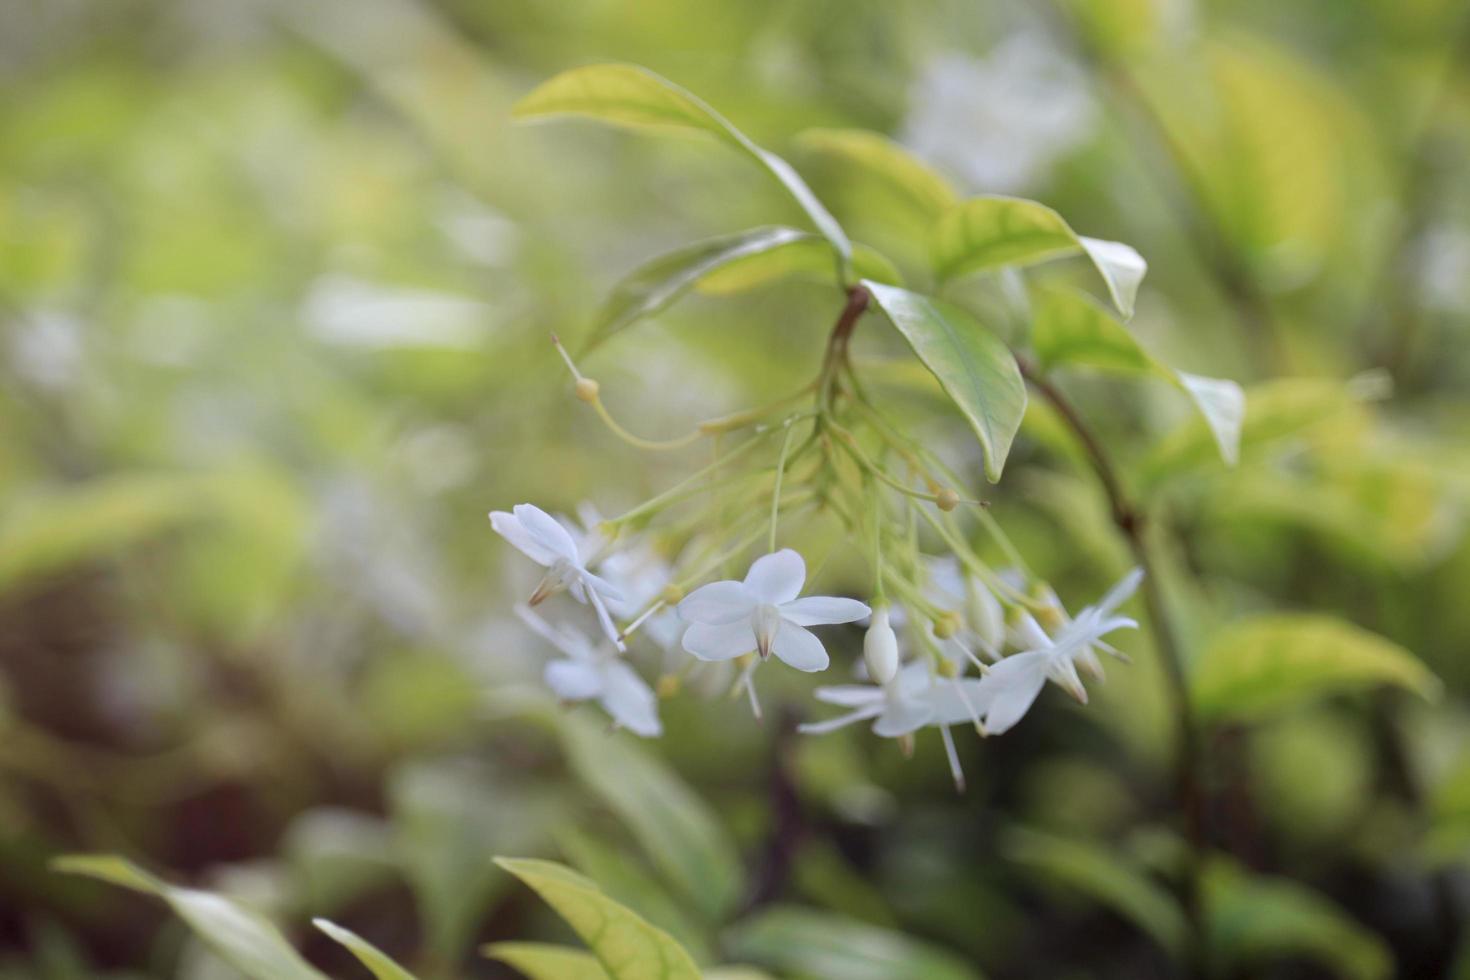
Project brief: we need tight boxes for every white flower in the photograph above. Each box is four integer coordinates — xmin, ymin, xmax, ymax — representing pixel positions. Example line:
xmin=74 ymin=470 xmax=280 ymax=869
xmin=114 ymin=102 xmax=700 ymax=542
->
xmin=490 ymin=503 xmax=625 ymax=649
xmin=799 ymin=661 xmax=990 ymax=737
xmin=926 ymin=556 xmax=1004 ymax=662
xmin=676 ymin=549 xmax=870 ymax=672
xmin=515 ymin=604 xmax=660 ymax=737
xmin=978 ymin=568 xmax=1144 ymax=734
xmin=799 ymin=660 xmax=992 ymax=792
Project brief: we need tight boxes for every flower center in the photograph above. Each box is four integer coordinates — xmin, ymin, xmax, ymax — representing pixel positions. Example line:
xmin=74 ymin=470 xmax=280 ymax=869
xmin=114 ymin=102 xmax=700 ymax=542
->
xmin=752 ymin=603 xmax=783 ymax=659
xmin=530 ymin=556 xmax=580 ymax=605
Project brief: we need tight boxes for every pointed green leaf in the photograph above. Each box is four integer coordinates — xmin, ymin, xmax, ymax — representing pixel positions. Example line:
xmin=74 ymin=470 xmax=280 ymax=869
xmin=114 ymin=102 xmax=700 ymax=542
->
xmin=1003 ymin=828 xmax=1189 ymax=958
xmin=515 ymin=64 xmax=850 ymax=273
xmin=795 ymin=128 xmax=957 ymax=224
xmin=863 ymin=281 xmax=1026 ymax=482
xmin=313 ymin=920 xmax=418 ymax=980
xmin=932 ymin=196 xmax=1145 ymax=318
xmin=1204 ymin=858 xmax=1392 ymax=980
xmin=588 ymin=227 xmax=807 ymax=350
xmin=493 ymin=858 xmax=701 ymax=980
xmin=722 ymin=905 xmax=981 ymax=980
xmin=53 ymin=855 xmax=326 ymax=980
xmin=1193 ymin=614 xmax=1440 ymax=723
xmin=559 ymin=715 xmax=741 ymax=920
xmin=483 ymin=943 xmax=609 ymax=980
xmin=696 ymin=239 xmax=902 ymax=296
xmin=1030 ymin=288 xmax=1242 ymax=466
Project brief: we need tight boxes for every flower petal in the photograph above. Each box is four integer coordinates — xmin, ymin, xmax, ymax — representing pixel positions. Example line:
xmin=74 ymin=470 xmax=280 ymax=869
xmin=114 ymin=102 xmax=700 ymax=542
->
xmin=812 ymin=684 xmax=885 ymax=707
xmin=579 ymin=567 xmax=626 ymax=604
xmin=513 ymin=503 xmax=580 ymax=562
xmin=516 ymin=604 xmax=594 ymax=661
xmin=743 ymin=549 xmax=806 ymax=604
xmin=545 ymin=659 xmax=602 ymax=701
xmin=798 ymin=705 xmax=883 ymax=735
xmin=682 ymin=620 xmax=756 ymax=662
xmin=586 ymin=587 xmax=626 ymax=651
xmin=599 ymin=661 xmax=662 ymax=737
xmin=771 ymin=623 xmax=829 ymax=672
xmin=677 ymin=580 xmax=753 ymax=625
xmin=873 ymin=696 xmax=934 ymax=737
xmin=977 ymin=650 xmax=1050 ymax=734
xmin=490 ymin=510 xmax=559 ymax=566
xmin=1095 ymin=567 xmax=1144 ymax=616
xmin=928 ymin=678 xmax=994 ymax=726
xmin=780 ymin=595 xmax=871 ymax=626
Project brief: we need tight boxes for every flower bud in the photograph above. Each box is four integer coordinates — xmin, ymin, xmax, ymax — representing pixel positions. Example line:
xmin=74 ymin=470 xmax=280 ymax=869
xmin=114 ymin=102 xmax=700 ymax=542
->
xmin=965 ymin=581 xmax=1005 ymax=653
xmin=656 ymin=674 xmax=681 ymax=699
xmin=661 ymin=583 xmax=684 ymax=605
xmin=864 ymin=607 xmax=900 ymax=685
xmin=574 ymin=377 xmax=601 ymax=402
xmin=933 ymin=611 xmax=961 ymax=639
xmin=936 ymin=657 xmax=959 ymax=678
xmin=935 ymin=487 xmax=960 ymax=511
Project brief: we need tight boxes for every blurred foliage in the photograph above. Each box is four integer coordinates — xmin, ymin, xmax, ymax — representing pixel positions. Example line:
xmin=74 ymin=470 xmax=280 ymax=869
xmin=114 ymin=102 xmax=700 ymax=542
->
xmin=2 ymin=0 xmax=1469 ymax=977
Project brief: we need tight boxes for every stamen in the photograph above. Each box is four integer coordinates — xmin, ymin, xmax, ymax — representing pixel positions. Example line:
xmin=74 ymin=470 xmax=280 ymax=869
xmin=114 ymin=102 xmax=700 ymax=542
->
xmin=939 ymin=724 xmax=966 ymax=793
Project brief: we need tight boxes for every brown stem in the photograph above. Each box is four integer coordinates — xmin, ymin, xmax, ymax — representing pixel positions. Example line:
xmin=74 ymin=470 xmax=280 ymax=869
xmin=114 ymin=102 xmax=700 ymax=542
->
xmin=1018 ymin=357 xmax=1208 ymax=968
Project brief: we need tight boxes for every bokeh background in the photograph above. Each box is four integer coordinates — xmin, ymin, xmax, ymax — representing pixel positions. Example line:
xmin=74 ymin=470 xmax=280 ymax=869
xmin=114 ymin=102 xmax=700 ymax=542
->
xmin=2 ymin=0 xmax=1468 ymax=977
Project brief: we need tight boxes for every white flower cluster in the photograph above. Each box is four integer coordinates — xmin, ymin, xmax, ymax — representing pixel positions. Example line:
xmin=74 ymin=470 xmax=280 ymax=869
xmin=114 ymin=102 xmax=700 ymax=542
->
xmin=491 ymin=502 xmax=1142 ymax=790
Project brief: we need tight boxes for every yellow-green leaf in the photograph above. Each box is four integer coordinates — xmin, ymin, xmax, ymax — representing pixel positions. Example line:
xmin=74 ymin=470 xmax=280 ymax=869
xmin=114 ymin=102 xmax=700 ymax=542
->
xmin=483 ymin=942 xmax=609 ymax=980
xmin=313 ymin=919 xmax=418 ymax=980
xmin=53 ymin=855 xmax=326 ymax=980
xmin=795 ymin=128 xmax=957 ymax=226
xmin=697 ymin=239 xmax=902 ymax=296
xmin=1003 ymin=828 xmax=1189 ymax=959
xmin=864 ymin=281 xmax=1025 ymax=482
xmin=515 ymin=64 xmax=850 ymax=272
xmin=932 ymin=196 xmax=1146 ymax=318
xmin=493 ymin=857 xmax=701 ymax=980
xmin=723 ymin=905 xmax=981 ymax=980
xmin=1192 ymin=614 xmax=1440 ymax=723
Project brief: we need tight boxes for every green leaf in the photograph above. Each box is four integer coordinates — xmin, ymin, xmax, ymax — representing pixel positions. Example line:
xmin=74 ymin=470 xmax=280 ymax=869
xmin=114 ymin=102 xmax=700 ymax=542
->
xmin=515 ymin=64 xmax=851 ymax=274
xmin=0 ymin=473 xmax=212 ymax=593
xmin=863 ymin=281 xmax=1026 ymax=482
xmin=1192 ymin=614 xmax=1440 ymax=723
xmin=53 ymin=855 xmax=326 ymax=980
xmin=723 ymin=905 xmax=982 ymax=980
xmin=483 ymin=943 xmax=609 ymax=980
xmin=312 ymin=919 xmax=418 ymax=980
xmin=1030 ymin=288 xmax=1243 ymax=466
xmin=794 ymin=128 xmax=957 ymax=226
xmin=1002 ymin=828 xmax=1189 ymax=959
xmin=932 ymin=196 xmax=1146 ymax=318
xmin=586 ymin=228 xmax=901 ymax=351
xmin=493 ymin=857 xmax=701 ymax=980
xmin=1204 ymin=858 xmax=1392 ymax=980
xmin=697 ymin=238 xmax=902 ymax=296
xmin=558 ymin=715 xmax=742 ymax=921
xmin=589 ymin=227 xmax=807 ymax=350
xmin=1139 ymin=377 xmax=1366 ymax=490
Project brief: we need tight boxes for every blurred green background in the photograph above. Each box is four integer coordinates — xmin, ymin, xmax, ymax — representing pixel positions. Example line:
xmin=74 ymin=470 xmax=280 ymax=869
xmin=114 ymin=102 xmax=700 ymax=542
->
xmin=1 ymin=0 xmax=1468 ymax=977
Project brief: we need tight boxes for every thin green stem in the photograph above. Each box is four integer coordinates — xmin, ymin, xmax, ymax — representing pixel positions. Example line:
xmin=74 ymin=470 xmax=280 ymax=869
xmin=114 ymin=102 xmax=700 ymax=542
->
xmin=769 ymin=422 xmax=799 ymax=552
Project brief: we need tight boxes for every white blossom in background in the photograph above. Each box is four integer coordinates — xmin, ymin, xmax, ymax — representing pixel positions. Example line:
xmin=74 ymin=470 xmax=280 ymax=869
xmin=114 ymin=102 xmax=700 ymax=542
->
xmin=677 ymin=549 xmax=870 ymax=672
xmin=979 ymin=568 xmax=1144 ymax=734
xmin=490 ymin=503 xmax=625 ymax=649
xmin=901 ymin=33 xmax=1096 ymax=194
xmin=515 ymin=605 xmax=661 ymax=737
xmin=9 ymin=310 xmax=83 ymax=390
xmin=1416 ymin=225 xmax=1470 ymax=313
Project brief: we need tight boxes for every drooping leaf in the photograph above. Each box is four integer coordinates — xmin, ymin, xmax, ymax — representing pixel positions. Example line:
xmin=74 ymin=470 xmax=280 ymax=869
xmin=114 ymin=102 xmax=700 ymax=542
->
xmin=1192 ymin=614 xmax=1440 ymax=723
xmin=313 ymin=919 xmax=418 ymax=980
xmin=515 ymin=64 xmax=851 ymax=273
xmin=864 ymin=281 xmax=1026 ymax=482
xmin=53 ymin=856 xmax=326 ymax=980
xmin=932 ymin=196 xmax=1146 ymax=317
xmin=722 ymin=905 xmax=982 ymax=980
xmin=483 ymin=942 xmax=609 ymax=980
xmin=558 ymin=715 xmax=741 ymax=920
xmin=696 ymin=238 xmax=902 ymax=296
xmin=1204 ymin=858 xmax=1392 ymax=980
xmin=1029 ymin=288 xmax=1243 ymax=466
xmin=493 ymin=857 xmax=701 ymax=980
xmin=1002 ymin=828 xmax=1189 ymax=959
